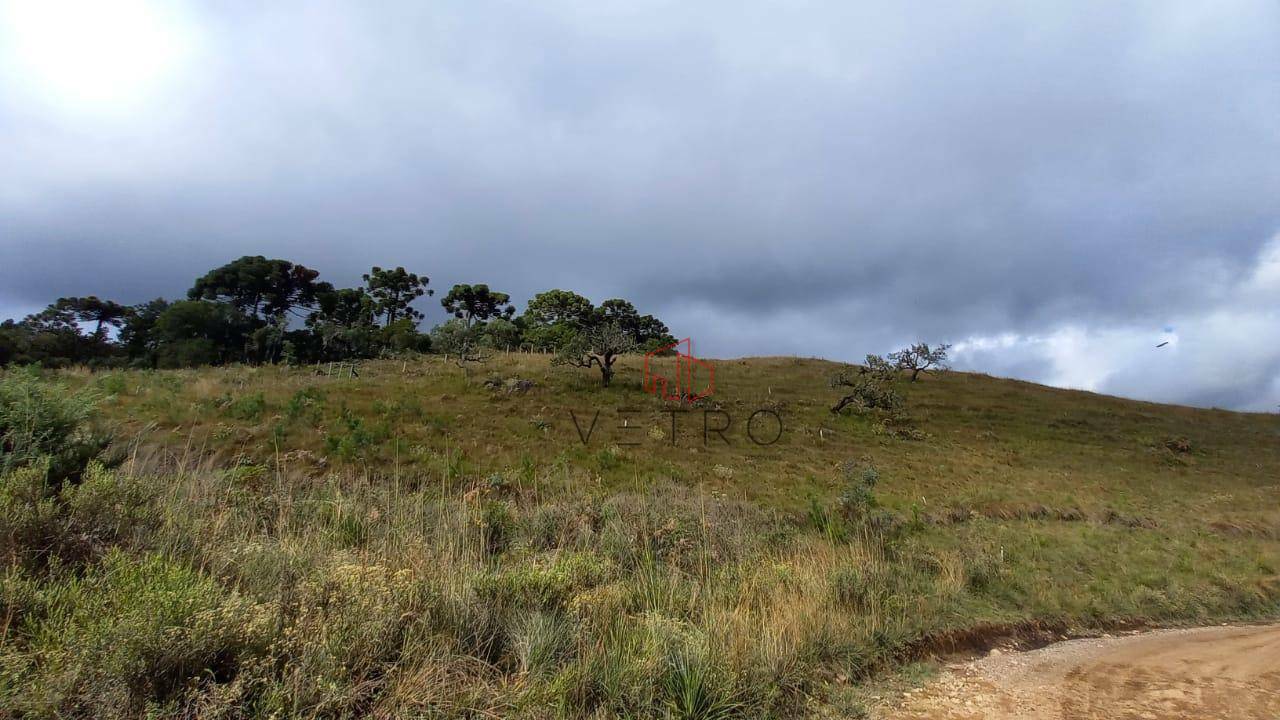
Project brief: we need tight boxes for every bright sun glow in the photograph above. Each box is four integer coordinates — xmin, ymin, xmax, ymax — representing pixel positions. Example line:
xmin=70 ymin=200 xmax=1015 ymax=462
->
xmin=1 ymin=0 xmax=194 ymax=115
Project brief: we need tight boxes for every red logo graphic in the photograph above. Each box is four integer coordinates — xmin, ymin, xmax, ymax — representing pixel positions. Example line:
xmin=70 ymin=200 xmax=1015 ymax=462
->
xmin=644 ymin=338 xmax=714 ymax=403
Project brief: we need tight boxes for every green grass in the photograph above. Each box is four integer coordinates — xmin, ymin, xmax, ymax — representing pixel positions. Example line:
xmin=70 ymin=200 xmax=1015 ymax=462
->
xmin=0 ymin=355 xmax=1277 ymax=717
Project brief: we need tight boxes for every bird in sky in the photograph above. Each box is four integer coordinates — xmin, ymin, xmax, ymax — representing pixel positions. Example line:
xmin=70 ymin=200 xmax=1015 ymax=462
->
xmin=1156 ymin=341 xmax=1170 ymax=348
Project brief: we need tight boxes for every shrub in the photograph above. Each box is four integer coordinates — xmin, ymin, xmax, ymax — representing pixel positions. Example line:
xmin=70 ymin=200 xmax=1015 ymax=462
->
xmin=224 ymin=392 xmax=267 ymax=421
xmin=324 ymin=410 xmax=388 ymax=461
xmin=0 ymin=461 xmax=159 ymax=570
xmin=0 ymin=463 xmax=60 ymax=566
xmin=524 ymin=503 xmax=579 ymax=551
xmin=59 ymin=464 xmax=159 ymax=562
xmin=477 ymin=500 xmax=513 ymax=556
xmin=477 ymin=551 xmax=611 ymax=611
xmin=808 ymin=463 xmax=899 ymax=544
xmin=284 ymin=386 xmax=324 ymax=422
xmin=264 ymin=560 xmax=433 ymax=715
xmin=831 ymin=566 xmax=873 ymax=611
xmin=595 ymin=446 xmax=622 ymax=471
xmin=0 ymin=550 xmax=269 ymax=716
xmin=829 ymin=354 xmax=903 ymax=415
xmin=93 ymin=372 xmax=128 ymax=396
xmin=836 ymin=463 xmax=879 ymax=523
xmin=964 ymin=547 xmax=1007 ymax=592
xmin=0 ymin=367 xmax=110 ymax=483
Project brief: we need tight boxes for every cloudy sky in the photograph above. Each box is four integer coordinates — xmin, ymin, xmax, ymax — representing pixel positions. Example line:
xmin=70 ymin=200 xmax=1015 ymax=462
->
xmin=2 ymin=1 xmax=1278 ymax=410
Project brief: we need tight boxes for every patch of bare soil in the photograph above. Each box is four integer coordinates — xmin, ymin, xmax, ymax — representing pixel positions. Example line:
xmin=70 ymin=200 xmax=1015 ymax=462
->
xmin=881 ymin=624 xmax=1280 ymax=720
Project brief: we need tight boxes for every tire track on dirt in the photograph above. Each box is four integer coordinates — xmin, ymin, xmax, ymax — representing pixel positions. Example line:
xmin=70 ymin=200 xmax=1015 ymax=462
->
xmin=883 ymin=624 xmax=1280 ymax=719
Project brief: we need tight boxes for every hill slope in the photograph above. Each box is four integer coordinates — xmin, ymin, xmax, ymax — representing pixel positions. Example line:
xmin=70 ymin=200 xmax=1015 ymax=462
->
xmin=100 ymin=353 xmax=1280 ymax=525
xmin=5 ymin=355 xmax=1277 ymax=718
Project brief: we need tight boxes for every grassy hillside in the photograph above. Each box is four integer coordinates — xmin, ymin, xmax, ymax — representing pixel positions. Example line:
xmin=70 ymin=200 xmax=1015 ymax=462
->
xmin=3 ymin=354 xmax=1278 ymax=718
xmin=95 ymin=353 xmax=1280 ymax=522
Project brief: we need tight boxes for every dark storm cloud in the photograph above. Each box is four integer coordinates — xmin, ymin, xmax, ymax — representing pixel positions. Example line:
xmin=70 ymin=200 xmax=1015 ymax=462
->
xmin=2 ymin=0 xmax=1279 ymax=408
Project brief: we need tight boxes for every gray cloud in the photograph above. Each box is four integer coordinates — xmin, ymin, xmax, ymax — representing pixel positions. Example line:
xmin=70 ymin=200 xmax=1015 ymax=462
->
xmin=2 ymin=0 xmax=1279 ymax=408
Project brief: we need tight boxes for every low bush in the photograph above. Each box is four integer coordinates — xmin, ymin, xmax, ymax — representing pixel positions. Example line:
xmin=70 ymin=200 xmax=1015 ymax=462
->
xmin=0 ymin=367 xmax=111 ymax=483
xmin=224 ymin=392 xmax=267 ymax=421
xmin=0 ymin=461 xmax=159 ymax=569
xmin=284 ymin=386 xmax=325 ymax=422
xmin=324 ymin=409 xmax=389 ymax=462
xmin=0 ymin=550 xmax=270 ymax=717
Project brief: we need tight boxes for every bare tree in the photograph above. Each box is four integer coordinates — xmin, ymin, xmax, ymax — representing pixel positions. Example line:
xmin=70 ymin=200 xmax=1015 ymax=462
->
xmin=553 ymin=321 xmax=636 ymax=387
xmin=888 ymin=342 xmax=951 ymax=382
xmin=830 ymin=354 xmax=903 ymax=414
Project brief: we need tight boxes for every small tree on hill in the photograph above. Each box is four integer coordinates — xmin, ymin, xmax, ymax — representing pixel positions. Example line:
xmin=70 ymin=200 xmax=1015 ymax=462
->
xmin=554 ymin=321 xmax=635 ymax=387
xmin=119 ymin=299 xmax=170 ymax=367
xmin=0 ymin=320 xmax=32 ymax=366
xmin=830 ymin=354 xmax=902 ymax=414
xmin=482 ymin=317 xmax=522 ymax=351
xmin=153 ymin=300 xmax=252 ymax=367
xmin=889 ymin=342 xmax=951 ymax=382
xmin=307 ymin=288 xmax=379 ymax=359
xmin=521 ymin=289 xmax=595 ymax=351
xmin=598 ymin=298 xmax=676 ymax=352
xmin=432 ymin=318 xmax=484 ymax=356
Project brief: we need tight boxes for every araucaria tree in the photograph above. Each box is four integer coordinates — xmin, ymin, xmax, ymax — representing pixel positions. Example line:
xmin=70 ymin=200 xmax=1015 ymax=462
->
xmin=438 ymin=284 xmax=516 ymax=368
xmin=440 ymin=284 xmax=515 ymax=329
xmin=830 ymin=354 xmax=903 ymax=414
xmin=54 ymin=297 xmax=130 ymax=341
xmin=14 ymin=304 xmax=97 ymax=364
xmin=554 ymin=321 xmax=636 ymax=387
xmin=889 ymin=342 xmax=951 ymax=382
xmin=189 ymin=256 xmax=331 ymax=321
xmin=363 ymin=266 xmax=431 ymax=325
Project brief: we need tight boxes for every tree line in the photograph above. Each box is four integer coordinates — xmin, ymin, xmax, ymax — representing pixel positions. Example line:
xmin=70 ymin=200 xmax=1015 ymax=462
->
xmin=0 ymin=256 xmax=676 ymax=382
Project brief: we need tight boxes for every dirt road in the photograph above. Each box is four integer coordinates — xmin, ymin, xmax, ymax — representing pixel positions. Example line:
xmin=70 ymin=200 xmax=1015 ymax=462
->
xmin=883 ymin=624 xmax=1280 ymax=720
